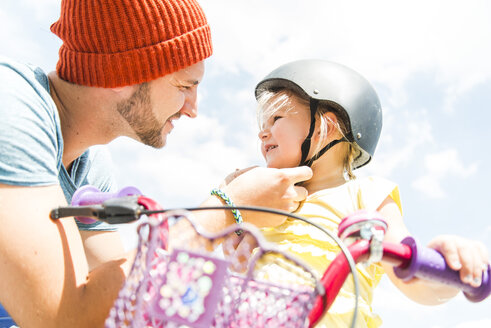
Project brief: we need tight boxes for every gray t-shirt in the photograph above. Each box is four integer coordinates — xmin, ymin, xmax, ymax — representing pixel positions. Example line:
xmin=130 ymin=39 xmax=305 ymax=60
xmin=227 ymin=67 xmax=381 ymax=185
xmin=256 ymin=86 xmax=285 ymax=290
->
xmin=0 ymin=56 xmax=117 ymax=231
xmin=0 ymin=56 xmax=120 ymax=328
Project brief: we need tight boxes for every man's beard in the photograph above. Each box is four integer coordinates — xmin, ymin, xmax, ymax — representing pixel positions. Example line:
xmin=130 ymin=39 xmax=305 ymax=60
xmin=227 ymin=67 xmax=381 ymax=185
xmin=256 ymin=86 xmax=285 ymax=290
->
xmin=116 ymin=82 xmax=166 ymax=148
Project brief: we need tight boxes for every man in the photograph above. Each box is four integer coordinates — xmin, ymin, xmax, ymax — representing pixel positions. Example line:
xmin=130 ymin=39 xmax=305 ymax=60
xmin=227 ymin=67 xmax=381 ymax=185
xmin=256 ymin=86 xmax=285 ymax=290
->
xmin=0 ymin=0 xmax=311 ymax=327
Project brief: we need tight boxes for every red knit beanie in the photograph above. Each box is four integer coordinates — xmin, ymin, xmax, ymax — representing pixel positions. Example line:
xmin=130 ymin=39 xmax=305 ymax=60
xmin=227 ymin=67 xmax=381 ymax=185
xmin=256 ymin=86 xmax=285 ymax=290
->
xmin=50 ymin=0 xmax=213 ymax=88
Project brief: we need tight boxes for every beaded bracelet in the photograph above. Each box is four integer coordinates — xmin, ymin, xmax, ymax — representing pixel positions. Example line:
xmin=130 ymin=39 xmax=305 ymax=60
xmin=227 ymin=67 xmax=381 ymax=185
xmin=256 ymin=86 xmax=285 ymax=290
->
xmin=210 ymin=188 xmax=243 ymax=236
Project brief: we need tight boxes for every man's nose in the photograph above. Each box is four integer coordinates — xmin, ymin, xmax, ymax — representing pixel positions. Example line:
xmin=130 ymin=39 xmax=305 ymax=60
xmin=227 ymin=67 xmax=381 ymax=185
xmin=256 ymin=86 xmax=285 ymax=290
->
xmin=180 ymin=88 xmax=198 ymax=118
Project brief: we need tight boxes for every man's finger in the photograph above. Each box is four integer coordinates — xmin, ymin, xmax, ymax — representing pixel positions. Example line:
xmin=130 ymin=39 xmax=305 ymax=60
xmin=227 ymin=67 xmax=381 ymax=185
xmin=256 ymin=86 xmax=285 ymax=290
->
xmin=288 ymin=201 xmax=301 ymax=213
xmin=230 ymin=232 xmax=258 ymax=273
xmin=280 ymin=166 xmax=313 ymax=184
xmin=292 ymin=185 xmax=308 ymax=201
xmin=236 ymin=166 xmax=258 ymax=176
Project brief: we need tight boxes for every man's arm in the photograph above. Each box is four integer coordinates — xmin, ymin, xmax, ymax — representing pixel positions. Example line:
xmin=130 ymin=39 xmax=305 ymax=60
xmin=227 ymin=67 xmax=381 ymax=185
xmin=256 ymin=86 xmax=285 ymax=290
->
xmin=80 ymin=230 xmax=127 ymax=271
xmin=192 ymin=166 xmax=312 ymax=233
xmin=0 ymin=184 xmax=132 ymax=328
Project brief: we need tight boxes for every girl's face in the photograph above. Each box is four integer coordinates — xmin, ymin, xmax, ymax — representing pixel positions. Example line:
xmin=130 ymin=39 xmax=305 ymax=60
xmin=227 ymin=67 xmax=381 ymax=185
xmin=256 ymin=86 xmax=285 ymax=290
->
xmin=258 ymin=96 xmax=311 ymax=168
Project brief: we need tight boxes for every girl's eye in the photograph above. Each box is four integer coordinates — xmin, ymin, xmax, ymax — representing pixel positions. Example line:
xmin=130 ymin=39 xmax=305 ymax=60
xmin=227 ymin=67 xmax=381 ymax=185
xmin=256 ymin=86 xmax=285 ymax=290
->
xmin=272 ymin=115 xmax=283 ymax=122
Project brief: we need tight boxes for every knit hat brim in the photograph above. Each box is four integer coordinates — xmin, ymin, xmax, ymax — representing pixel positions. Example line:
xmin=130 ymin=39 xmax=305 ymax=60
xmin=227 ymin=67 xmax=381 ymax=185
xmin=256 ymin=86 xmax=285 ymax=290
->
xmin=56 ymin=24 xmax=212 ymax=88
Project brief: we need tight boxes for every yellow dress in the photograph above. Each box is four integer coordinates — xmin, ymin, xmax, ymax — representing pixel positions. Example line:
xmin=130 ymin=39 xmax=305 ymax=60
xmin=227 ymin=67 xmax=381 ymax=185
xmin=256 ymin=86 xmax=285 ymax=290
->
xmin=259 ymin=176 xmax=403 ymax=328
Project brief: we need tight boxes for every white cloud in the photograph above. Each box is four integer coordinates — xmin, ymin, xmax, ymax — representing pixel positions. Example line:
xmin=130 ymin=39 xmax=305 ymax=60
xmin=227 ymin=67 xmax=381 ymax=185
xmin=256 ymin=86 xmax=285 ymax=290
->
xmin=11 ymin=0 xmax=60 ymax=22
xmin=0 ymin=9 xmax=40 ymax=57
xmin=0 ymin=0 xmax=60 ymax=70
xmin=363 ymin=108 xmax=435 ymax=177
xmin=374 ymin=276 xmax=491 ymax=328
xmin=373 ymin=276 xmax=436 ymax=316
xmin=454 ymin=319 xmax=491 ymax=328
xmin=412 ymin=149 xmax=478 ymax=198
xmin=484 ymin=226 xmax=491 ymax=243
xmin=201 ymin=0 xmax=491 ymax=110
xmin=107 ymin=113 xmax=259 ymax=207
xmin=412 ymin=175 xmax=446 ymax=199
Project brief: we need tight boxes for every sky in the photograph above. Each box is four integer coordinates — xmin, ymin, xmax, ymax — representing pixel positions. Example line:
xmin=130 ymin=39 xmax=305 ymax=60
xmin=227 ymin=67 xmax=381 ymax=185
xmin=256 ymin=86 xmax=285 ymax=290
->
xmin=1 ymin=0 xmax=490 ymax=327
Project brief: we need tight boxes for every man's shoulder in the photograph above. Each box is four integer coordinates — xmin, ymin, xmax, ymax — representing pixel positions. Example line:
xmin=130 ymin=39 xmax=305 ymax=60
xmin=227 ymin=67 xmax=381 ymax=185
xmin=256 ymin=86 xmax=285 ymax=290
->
xmin=0 ymin=56 xmax=50 ymax=97
xmin=0 ymin=57 xmax=62 ymax=187
xmin=0 ymin=56 xmax=56 ymax=124
xmin=0 ymin=56 xmax=37 ymax=79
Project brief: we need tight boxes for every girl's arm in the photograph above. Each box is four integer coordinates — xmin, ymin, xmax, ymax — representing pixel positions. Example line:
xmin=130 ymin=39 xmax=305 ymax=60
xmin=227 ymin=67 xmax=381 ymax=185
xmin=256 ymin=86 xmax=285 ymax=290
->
xmin=378 ymin=196 xmax=489 ymax=305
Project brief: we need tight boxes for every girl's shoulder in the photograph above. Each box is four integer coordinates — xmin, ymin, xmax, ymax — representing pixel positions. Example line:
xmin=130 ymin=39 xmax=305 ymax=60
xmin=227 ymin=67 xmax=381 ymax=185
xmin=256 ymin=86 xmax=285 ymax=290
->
xmin=353 ymin=175 xmax=402 ymax=212
xmin=310 ymin=175 xmax=397 ymax=194
xmin=307 ymin=176 xmax=399 ymax=201
xmin=303 ymin=175 xmax=402 ymax=219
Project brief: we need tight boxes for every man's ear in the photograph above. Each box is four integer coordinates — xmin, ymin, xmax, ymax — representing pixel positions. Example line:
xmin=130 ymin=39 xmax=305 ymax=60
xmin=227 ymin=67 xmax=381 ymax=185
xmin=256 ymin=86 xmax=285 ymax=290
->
xmin=109 ymin=85 xmax=139 ymax=98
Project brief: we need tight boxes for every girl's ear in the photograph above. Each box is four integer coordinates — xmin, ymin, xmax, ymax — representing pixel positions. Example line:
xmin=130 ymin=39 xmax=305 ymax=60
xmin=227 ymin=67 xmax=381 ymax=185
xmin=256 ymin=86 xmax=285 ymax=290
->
xmin=314 ymin=111 xmax=339 ymax=142
xmin=324 ymin=112 xmax=339 ymax=136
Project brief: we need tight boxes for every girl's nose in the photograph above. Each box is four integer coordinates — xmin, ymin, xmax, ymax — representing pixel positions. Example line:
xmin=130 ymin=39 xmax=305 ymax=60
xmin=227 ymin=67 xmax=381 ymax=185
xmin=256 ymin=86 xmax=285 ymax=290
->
xmin=258 ymin=129 xmax=270 ymax=140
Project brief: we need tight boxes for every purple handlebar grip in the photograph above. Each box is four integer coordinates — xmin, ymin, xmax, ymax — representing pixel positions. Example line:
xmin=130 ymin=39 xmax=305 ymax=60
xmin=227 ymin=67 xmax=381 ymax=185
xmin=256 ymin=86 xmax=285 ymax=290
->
xmin=71 ymin=185 xmax=142 ymax=224
xmin=394 ymin=236 xmax=491 ymax=302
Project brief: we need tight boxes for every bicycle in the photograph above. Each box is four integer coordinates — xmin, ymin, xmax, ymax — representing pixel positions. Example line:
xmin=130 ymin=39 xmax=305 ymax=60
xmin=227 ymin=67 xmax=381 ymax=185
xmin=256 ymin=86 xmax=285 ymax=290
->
xmin=48 ymin=185 xmax=491 ymax=328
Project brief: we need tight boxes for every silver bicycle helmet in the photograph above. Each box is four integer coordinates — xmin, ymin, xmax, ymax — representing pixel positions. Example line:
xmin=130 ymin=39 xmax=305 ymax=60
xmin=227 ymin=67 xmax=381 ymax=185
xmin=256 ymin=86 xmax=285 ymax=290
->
xmin=255 ymin=59 xmax=382 ymax=169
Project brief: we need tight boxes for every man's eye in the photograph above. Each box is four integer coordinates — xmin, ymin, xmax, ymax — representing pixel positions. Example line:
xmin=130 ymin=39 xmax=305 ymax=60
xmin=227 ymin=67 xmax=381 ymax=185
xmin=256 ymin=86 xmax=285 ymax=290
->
xmin=179 ymin=85 xmax=194 ymax=91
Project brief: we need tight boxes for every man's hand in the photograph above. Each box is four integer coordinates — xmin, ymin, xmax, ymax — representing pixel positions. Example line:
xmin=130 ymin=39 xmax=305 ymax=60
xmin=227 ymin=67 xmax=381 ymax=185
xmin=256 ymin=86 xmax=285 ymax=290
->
xmin=223 ymin=166 xmax=312 ymax=227
xmin=219 ymin=166 xmax=256 ymax=189
xmin=195 ymin=166 xmax=312 ymax=233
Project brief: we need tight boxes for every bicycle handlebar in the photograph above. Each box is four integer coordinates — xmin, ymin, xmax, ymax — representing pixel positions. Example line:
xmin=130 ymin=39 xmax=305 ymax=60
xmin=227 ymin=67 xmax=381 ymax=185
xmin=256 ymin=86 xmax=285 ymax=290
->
xmin=308 ymin=238 xmax=491 ymax=326
xmin=395 ymin=236 xmax=491 ymax=302
xmin=55 ymin=185 xmax=491 ymax=302
xmin=70 ymin=185 xmax=142 ymax=224
xmin=50 ymin=186 xmax=491 ymax=328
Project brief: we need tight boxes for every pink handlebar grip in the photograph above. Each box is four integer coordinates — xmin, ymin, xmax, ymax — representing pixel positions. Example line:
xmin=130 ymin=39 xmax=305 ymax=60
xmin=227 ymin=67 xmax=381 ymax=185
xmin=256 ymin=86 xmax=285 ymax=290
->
xmin=71 ymin=185 xmax=142 ymax=224
xmin=394 ymin=236 xmax=491 ymax=302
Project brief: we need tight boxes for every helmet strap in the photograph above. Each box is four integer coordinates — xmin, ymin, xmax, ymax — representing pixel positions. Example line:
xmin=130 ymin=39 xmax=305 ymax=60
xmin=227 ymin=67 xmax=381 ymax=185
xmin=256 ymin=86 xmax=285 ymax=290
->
xmin=299 ymin=99 xmax=318 ymax=166
xmin=299 ymin=99 xmax=348 ymax=167
xmin=302 ymin=138 xmax=347 ymax=167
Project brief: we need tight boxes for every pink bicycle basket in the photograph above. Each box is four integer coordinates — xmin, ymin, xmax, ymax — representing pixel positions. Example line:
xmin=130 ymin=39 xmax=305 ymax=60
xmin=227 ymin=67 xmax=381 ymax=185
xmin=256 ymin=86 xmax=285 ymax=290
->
xmin=105 ymin=210 xmax=323 ymax=328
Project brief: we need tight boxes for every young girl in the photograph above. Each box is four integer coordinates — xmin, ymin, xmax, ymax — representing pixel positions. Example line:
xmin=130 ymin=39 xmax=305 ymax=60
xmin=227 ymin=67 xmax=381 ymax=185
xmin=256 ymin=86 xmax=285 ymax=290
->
xmin=252 ymin=59 xmax=489 ymax=327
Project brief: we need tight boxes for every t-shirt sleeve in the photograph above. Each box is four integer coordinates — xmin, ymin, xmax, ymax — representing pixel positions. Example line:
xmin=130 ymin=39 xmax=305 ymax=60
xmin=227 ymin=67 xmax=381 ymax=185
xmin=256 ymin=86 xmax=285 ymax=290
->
xmin=0 ymin=63 xmax=61 ymax=187
xmin=358 ymin=176 xmax=403 ymax=215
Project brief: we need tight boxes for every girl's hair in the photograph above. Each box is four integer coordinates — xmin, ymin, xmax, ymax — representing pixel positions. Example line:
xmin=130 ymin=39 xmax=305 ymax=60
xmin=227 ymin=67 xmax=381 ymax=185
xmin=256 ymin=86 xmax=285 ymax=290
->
xmin=257 ymin=89 xmax=359 ymax=179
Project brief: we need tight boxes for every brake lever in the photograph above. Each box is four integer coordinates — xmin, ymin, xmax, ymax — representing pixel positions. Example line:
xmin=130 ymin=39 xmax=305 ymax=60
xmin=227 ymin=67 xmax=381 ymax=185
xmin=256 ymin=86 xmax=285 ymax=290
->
xmin=49 ymin=196 xmax=144 ymax=224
